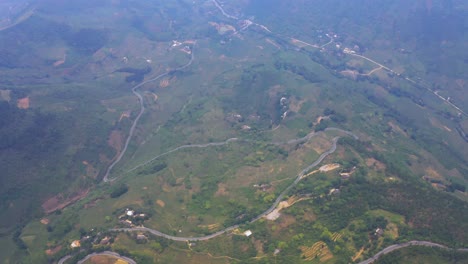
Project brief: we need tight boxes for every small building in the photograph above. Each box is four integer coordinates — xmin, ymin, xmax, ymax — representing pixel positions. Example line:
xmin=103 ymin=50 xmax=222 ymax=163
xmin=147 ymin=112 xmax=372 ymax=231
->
xmin=329 ymin=188 xmax=340 ymax=195
xmin=137 ymin=234 xmax=147 ymax=241
xmin=70 ymin=240 xmax=81 ymax=248
xmin=100 ymin=236 xmax=111 ymax=245
xmin=374 ymin=228 xmax=384 ymax=236
xmin=243 ymin=230 xmax=252 ymax=237
xmin=126 ymin=209 xmax=135 ymax=216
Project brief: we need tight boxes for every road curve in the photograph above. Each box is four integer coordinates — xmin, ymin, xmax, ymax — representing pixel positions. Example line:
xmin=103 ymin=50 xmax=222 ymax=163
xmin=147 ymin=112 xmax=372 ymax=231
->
xmin=111 ymin=132 xmax=355 ymax=241
xmin=126 ymin=127 xmax=356 ymax=174
xmin=57 ymin=255 xmax=71 ymax=264
xmin=103 ymin=50 xmax=195 ymax=182
xmin=126 ymin=138 xmax=240 ymax=173
xmin=76 ymin=251 xmax=137 ymax=264
xmin=358 ymin=240 xmax=468 ymax=264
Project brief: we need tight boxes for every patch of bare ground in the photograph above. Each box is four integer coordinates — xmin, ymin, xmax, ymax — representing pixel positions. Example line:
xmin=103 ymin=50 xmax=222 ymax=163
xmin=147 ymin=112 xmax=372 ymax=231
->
xmin=387 ymin=121 xmax=408 ymax=136
xmin=84 ymin=198 xmax=102 ymax=209
xmin=113 ymin=198 xmax=144 ymax=209
xmin=108 ymin=130 xmax=124 ymax=154
xmin=253 ymin=238 xmax=265 ymax=256
xmin=314 ymin=115 xmax=329 ymax=126
xmin=386 ymin=222 xmax=399 ymax=239
xmin=99 ymin=153 xmax=112 ymax=164
xmin=308 ymin=136 xmax=332 ymax=154
xmin=118 ymin=111 xmax=131 ymax=122
xmin=352 ymin=246 xmax=365 ymax=262
xmin=278 ymin=214 xmax=296 ymax=229
xmin=300 ymin=241 xmax=333 ymax=262
xmin=370 ymin=87 xmax=388 ymax=100
xmin=159 ymin=78 xmax=170 ymax=88
xmin=17 ymin=97 xmax=30 ymax=109
xmin=424 ymin=167 xmax=446 ymax=182
xmin=45 ymin=245 xmax=62 ymax=256
xmin=429 ymin=117 xmax=452 ymax=132
xmin=346 ymin=59 xmax=364 ymax=68
xmin=82 ymin=160 xmax=99 ymax=178
xmin=156 ymin=199 xmax=165 ymax=207
xmin=340 ymin=70 xmax=359 ymax=80
xmin=230 ymin=164 xmax=279 ymax=188
xmin=303 ymin=211 xmax=317 ymax=222
xmin=319 ymin=163 xmax=340 ymax=172
xmin=215 ymin=183 xmax=229 ymax=196
xmin=42 ymin=188 xmax=89 ymax=214
xmin=88 ymin=255 xmax=119 ymax=264
xmin=265 ymin=196 xmax=307 ymax=221
xmin=288 ymin=98 xmax=305 ymax=113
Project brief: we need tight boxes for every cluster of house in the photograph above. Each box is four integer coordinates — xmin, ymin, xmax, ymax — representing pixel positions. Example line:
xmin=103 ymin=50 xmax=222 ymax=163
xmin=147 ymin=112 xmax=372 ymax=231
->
xmin=70 ymin=230 xmax=114 ymax=249
xmin=253 ymin=183 xmax=271 ymax=192
xmin=118 ymin=208 xmax=148 ymax=227
xmin=171 ymin=40 xmax=193 ymax=54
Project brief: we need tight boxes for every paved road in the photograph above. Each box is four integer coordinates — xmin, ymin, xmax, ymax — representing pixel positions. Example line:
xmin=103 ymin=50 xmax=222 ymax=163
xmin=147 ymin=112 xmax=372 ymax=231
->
xmin=126 ymin=127 xmax=356 ymax=174
xmin=103 ymin=50 xmax=195 ymax=182
xmin=57 ymin=255 xmax=71 ymax=264
xmin=214 ymin=0 xmax=467 ymax=117
xmin=126 ymin=138 xmax=239 ymax=173
xmin=211 ymin=0 xmax=238 ymax=20
xmin=111 ymin=130 xmax=357 ymax=242
xmin=358 ymin=240 xmax=468 ymax=264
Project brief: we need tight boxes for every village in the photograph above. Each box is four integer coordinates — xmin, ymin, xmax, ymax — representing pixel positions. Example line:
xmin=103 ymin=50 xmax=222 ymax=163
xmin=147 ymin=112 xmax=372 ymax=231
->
xmin=67 ymin=208 xmax=151 ymax=251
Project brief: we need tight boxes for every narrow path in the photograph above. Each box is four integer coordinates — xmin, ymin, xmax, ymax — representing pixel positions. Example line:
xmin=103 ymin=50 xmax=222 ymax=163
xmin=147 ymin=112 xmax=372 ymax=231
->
xmin=103 ymin=50 xmax=194 ymax=182
xmin=111 ymin=129 xmax=357 ymax=241
xmin=213 ymin=0 xmax=467 ymax=117
xmin=358 ymin=240 xmax=468 ymax=264
xmin=211 ymin=0 xmax=238 ymax=20
xmin=57 ymin=255 xmax=71 ymax=264
xmin=125 ymin=127 xmax=354 ymax=174
xmin=126 ymin=138 xmax=239 ymax=173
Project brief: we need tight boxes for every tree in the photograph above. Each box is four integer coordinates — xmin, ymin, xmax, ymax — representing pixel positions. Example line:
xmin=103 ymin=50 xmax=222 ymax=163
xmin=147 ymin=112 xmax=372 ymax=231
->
xmin=110 ymin=184 xmax=128 ymax=198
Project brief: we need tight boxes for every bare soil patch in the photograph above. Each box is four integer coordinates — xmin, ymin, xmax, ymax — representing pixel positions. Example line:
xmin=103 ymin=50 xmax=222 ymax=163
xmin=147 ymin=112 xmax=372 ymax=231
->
xmin=319 ymin=163 xmax=340 ymax=172
xmin=88 ymin=255 xmax=120 ymax=264
xmin=42 ymin=189 xmax=89 ymax=214
xmin=17 ymin=97 xmax=30 ymax=109
xmin=388 ymin=121 xmax=408 ymax=136
xmin=83 ymin=160 xmax=99 ymax=178
xmin=424 ymin=167 xmax=445 ymax=181
xmin=45 ymin=245 xmax=62 ymax=256
xmin=108 ymin=130 xmax=124 ymax=153
xmin=288 ymin=98 xmax=305 ymax=113
xmin=278 ymin=214 xmax=296 ymax=229
xmin=156 ymin=199 xmax=165 ymax=207
xmin=215 ymin=183 xmax=229 ymax=196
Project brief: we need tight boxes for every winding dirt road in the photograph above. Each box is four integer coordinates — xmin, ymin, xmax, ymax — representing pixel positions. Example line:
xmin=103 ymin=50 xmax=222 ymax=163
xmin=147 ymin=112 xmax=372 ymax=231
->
xmin=103 ymin=50 xmax=194 ymax=182
xmin=110 ymin=129 xmax=357 ymax=242
xmin=358 ymin=240 xmax=468 ymax=264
